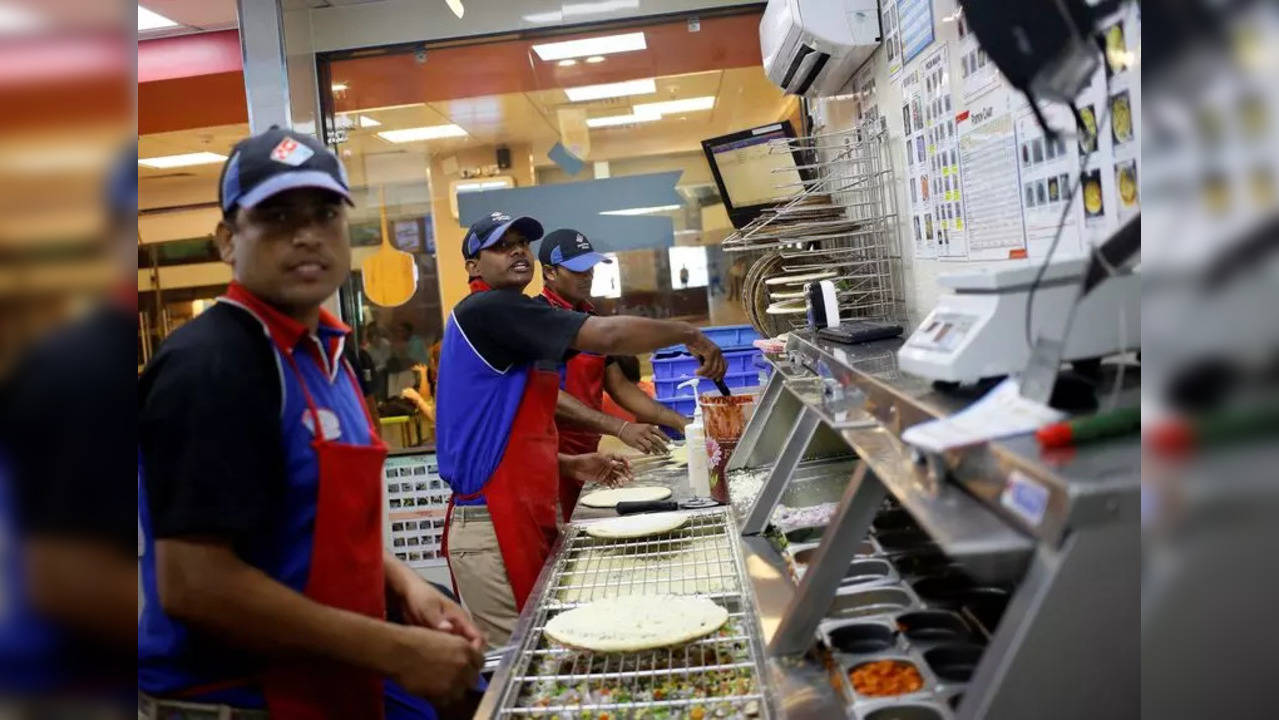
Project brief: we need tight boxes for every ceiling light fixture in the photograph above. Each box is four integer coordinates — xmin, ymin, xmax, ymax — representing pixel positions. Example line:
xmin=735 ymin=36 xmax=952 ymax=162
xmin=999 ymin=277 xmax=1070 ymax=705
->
xmin=585 ymin=55 xmax=606 ymax=64
xmin=564 ymin=78 xmax=656 ymax=102
xmin=138 ymin=151 xmax=228 ymax=169
xmin=532 ymin=31 xmax=646 ymax=61
xmin=331 ymin=83 xmax=348 ymax=92
xmin=585 ymin=112 xmax=660 ymax=128
xmin=558 ymin=59 xmax=578 ymax=67
xmin=599 ymin=204 xmax=681 ymax=216
xmin=633 ymin=96 xmax=716 ymax=115
xmin=137 ymin=5 xmax=178 ymax=31
xmin=358 ymin=115 xmax=381 ymax=128
xmin=444 ymin=0 xmax=465 ymax=20
xmin=377 ymin=124 xmax=469 ymax=143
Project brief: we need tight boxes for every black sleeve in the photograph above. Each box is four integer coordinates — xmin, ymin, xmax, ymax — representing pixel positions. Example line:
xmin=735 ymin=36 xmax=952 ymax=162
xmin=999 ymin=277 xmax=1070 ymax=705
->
xmin=350 ymin=346 xmax=375 ymax=396
xmin=454 ymin=289 xmax=589 ymax=370
xmin=139 ymin=317 xmax=284 ymax=548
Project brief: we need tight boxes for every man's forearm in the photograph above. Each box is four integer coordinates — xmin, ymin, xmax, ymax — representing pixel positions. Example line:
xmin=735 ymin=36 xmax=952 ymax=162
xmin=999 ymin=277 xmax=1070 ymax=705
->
xmin=157 ymin=539 xmax=406 ymax=677
xmin=556 ymin=391 xmax=623 ymax=435
xmin=574 ymin=317 xmax=699 ymax=356
xmin=606 ymin=373 xmax=687 ymax=430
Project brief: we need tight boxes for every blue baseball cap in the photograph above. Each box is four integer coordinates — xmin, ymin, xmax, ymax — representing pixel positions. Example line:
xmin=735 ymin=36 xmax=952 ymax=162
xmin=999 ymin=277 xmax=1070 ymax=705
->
xmin=462 ymin=211 xmax=544 ymax=259
xmin=538 ymin=228 xmax=614 ymax=272
xmin=219 ymin=126 xmax=352 ymax=216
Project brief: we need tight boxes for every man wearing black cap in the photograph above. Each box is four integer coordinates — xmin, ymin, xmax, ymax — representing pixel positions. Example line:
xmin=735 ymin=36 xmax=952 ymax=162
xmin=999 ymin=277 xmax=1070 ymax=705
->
xmin=437 ymin=213 xmax=726 ymax=645
xmin=139 ymin=128 xmax=484 ymax=720
xmin=537 ymin=228 xmax=693 ymax=517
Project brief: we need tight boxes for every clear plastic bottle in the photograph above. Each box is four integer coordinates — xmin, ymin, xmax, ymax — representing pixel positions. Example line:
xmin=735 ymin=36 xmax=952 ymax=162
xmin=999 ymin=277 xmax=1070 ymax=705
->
xmin=678 ymin=377 xmax=710 ymax=497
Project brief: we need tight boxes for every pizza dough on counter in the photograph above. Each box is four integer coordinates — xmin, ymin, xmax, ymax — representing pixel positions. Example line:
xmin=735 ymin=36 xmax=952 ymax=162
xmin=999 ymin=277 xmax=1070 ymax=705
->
xmin=578 ymin=486 xmax=672 ymax=508
xmin=544 ymin=595 xmax=729 ymax=652
xmin=583 ymin=511 xmax=690 ymax=539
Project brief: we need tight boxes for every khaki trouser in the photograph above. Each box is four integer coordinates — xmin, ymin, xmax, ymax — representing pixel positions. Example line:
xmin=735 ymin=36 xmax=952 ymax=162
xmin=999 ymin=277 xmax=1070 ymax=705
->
xmin=447 ymin=509 xmax=519 ymax=648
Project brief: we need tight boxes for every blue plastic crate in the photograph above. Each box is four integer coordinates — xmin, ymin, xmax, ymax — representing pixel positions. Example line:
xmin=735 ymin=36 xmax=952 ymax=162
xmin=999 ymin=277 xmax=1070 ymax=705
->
xmin=652 ymin=324 xmax=762 ymax=355
xmin=655 ymin=395 xmax=697 ymax=417
xmin=725 ymin=348 xmax=764 ymax=374
xmin=651 ymin=353 xmax=701 ymax=380
xmin=654 ymin=369 xmax=770 ymax=399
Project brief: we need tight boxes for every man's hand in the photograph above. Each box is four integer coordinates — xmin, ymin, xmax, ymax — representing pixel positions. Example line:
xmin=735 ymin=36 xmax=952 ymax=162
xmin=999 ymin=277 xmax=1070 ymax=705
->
xmin=388 ymin=626 xmax=483 ymax=706
xmin=396 ymin=576 xmax=485 ymax=651
xmin=617 ymin=420 xmax=670 ymax=454
xmin=685 ymin=331 xmax=726 ymax=381
xmin=562 ymin=453 xmax=633 ymax=488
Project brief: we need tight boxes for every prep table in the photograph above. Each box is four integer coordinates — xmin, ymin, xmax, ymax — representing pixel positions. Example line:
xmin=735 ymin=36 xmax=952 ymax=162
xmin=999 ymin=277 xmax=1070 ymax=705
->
xmin=474 ymin=331 xmax=1138 ymax=719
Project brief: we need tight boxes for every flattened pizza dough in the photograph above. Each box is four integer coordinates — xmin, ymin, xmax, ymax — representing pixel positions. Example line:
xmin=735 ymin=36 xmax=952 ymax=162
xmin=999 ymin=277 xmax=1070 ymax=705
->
xmin=584 ymin=511 xmax=690 ymax=539
xmin=545 ymin=595 xmax=729 ymax=652
xmin=579 ymin=486 xmax=672 ymax=508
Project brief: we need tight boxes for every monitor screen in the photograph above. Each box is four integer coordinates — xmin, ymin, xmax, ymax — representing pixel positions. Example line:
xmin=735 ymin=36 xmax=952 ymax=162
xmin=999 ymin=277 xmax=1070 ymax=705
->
xmin=702 ymin=122 xmax=807 ymax=229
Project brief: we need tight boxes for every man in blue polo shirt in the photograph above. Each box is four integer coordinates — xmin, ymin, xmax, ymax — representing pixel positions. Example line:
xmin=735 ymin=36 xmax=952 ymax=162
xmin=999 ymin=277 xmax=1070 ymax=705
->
xmin=437 ymin=213 xmax=726 ymax=645
xmin=139 ymin=128 xmax=483 ymax=720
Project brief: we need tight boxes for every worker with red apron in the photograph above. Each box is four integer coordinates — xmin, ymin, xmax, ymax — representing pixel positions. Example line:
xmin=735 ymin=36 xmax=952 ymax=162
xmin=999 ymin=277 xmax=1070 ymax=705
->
xmin=438 ymin=216 xmax=727 ymax=645
xmin=139 ymin=128 xmax=483 ymax=720
xmin=536 ymin=229 xmax=696 ymax=518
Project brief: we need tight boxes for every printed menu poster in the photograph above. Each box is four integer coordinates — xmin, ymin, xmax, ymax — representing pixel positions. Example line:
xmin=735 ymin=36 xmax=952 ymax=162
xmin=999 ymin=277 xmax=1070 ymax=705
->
xmin=919 ymin=45 xmax=967 ymax=260
xmin=1013 ymin=100 xmax=1084 ymax=258
xmin=955 ymin=9 xmax=1000 ymax=101
xmin=958 ymin=89 xmax=1028 ymax=261
xmin=899 ymin=69 xmax=934 ymax=259
xmin=881 ymin=1 xmax=903 ymax=78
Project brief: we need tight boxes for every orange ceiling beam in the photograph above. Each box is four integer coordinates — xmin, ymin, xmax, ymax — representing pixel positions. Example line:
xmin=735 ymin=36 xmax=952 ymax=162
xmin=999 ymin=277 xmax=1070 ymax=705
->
xmin=139 ymin=30 xmax=248 ymax=134
xmin=330 ymin=12 xmax=764 ymax=112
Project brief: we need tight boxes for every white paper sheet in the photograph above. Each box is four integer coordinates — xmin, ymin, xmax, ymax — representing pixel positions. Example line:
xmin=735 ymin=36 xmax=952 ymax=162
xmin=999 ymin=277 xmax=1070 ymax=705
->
xmin=901 ymin=378 xmax=1066 ymax=452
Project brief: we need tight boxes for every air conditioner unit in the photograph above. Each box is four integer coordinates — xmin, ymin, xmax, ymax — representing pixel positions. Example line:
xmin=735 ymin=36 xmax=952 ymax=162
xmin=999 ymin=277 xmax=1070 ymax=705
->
xmin=760 ymin=0 xmax=881 ymax=98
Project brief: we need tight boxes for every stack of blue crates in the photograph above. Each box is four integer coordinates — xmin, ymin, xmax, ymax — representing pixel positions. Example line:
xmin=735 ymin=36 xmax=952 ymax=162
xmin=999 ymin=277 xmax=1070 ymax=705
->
xmin=651 ymin=324 xmax=768 ymax=419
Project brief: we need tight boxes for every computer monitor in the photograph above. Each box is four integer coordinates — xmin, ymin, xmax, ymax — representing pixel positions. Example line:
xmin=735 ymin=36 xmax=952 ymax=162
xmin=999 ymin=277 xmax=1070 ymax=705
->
xmin=701 ymin=121 xmax=808 ymax=229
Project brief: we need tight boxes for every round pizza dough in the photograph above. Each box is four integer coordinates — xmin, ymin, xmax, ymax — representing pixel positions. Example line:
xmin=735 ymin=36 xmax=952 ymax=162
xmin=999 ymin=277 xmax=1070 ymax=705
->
xmin=584 ymin=511 xmax=690 ymax=540
xmin=545 ymin=595 xmax=729 ymax=652
xmin=579 ymin=486 xmax=672 ymax=508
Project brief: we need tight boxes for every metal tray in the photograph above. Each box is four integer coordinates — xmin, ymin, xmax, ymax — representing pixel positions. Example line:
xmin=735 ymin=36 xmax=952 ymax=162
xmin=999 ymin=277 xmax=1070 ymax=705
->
xmin=484 ymin=508 xmax=777 ymax=719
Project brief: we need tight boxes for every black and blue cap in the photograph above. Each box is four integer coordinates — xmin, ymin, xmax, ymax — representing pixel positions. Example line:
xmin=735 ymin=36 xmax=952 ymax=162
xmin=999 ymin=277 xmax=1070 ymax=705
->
xmin=463 ymin=211 xmax=544 ymax=259
xmin=218 ymin=126 xmax=352 ymax=216
xmin=538 ymin=228 xmax=614 ymax=272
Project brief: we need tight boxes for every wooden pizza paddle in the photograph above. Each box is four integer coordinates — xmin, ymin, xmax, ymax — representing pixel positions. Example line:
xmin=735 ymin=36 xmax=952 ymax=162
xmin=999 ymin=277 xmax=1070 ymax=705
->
xmin=360 ymin=186 xmax=416 ymax=307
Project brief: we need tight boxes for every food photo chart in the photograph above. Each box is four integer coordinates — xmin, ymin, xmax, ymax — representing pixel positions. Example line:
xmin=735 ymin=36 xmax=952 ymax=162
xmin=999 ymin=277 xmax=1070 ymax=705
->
xmin=384 ymin=451 xmax=451 ymax=569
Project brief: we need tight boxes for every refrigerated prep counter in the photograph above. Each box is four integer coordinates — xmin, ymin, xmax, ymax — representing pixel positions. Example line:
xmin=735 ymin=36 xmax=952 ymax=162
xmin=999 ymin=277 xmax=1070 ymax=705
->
xmin=475 ymin=330 xmax=1138 ymax=720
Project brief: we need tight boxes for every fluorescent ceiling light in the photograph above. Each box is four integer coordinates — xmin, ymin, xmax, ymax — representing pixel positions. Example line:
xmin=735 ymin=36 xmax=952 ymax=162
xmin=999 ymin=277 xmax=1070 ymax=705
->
xmin=558 ymin=59 xmax=578 ymax=67
xmin=586 ymin=55 xmax=606 ymax=64
xmin=599 ymin=204 xmax=681 ymax=216
xmin=138 ymin=151 xmax=227 ymax=169
xmin=456 ymin=180 xmax=511 ymax=192
xmin=532 ymin=31 xmax=646 ymax=61
xmin=634 ymin=96 xmax=716 ymax=115
xmin=564 ymin=78 xmax=655 ymax=103
xmin=524 ymin=1 xmax=640 ymax=25
xmin=358 ymin=115 xmax=381 ymax=128
xmin=585 ymin=112 xmax=659 ymax=128
xmin=377 ymin=124 xmax=468 ymax=143
xmin=138 ymin=5 xmax=178 ymax=31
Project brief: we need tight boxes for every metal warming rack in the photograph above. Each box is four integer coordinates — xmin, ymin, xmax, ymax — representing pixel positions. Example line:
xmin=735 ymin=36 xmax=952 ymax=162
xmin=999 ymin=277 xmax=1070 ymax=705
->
xmin=726 ymin=123 xmax=905 ymax=337
xmin=481 ymin=509 xmax=775 ymax=719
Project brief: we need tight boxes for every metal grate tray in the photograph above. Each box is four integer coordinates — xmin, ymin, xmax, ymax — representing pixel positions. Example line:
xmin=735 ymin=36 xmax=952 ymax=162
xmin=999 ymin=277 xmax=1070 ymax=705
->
xmin=490 ymin=508 xmax=773 ymax=719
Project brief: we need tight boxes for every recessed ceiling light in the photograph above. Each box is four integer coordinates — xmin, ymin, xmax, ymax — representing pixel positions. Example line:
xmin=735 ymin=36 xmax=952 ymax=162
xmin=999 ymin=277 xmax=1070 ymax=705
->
xmin=564 ymin=78 xmax=655 ymax=102
xmin=558 ymin=59 xmax=578 ymax=67
xmin=532 ymin=32 xmax=646 ymax=61
xmin=138 ymin=151 xmax=227 ymax=169
xmin=585 ymin=55 xmax=606 ymax=64
xmin=633 ymin=96 xmax=716 ymax=115
xmin=377 ymin=125 xmax=469 ymax=143
xmin=137 ymin=5 xmax=178 ymax=31
xmin=331 ymin=83 xmax=348 ymax=92
xmin=358 ymin=115 xmax=381 ymax=128
xmin=585 ymin=112 xmax=660 ymax=128
xmin=599 ymin=204 xmax=681 ymax=216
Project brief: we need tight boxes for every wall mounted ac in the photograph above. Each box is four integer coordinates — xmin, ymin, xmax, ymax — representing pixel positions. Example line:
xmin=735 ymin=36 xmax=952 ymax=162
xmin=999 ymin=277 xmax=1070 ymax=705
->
xmin=760 ymin=0 xmax=881 ymax=97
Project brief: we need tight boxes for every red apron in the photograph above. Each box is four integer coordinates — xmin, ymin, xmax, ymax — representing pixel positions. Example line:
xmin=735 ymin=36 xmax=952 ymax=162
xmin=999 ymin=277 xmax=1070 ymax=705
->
xmin=263 ymin=352 xmax=389 ymax=720
xmin=540 ymin=289 xmax=607 ymax=519
xmin=443 ymin=280 xmax=563 ymax=611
